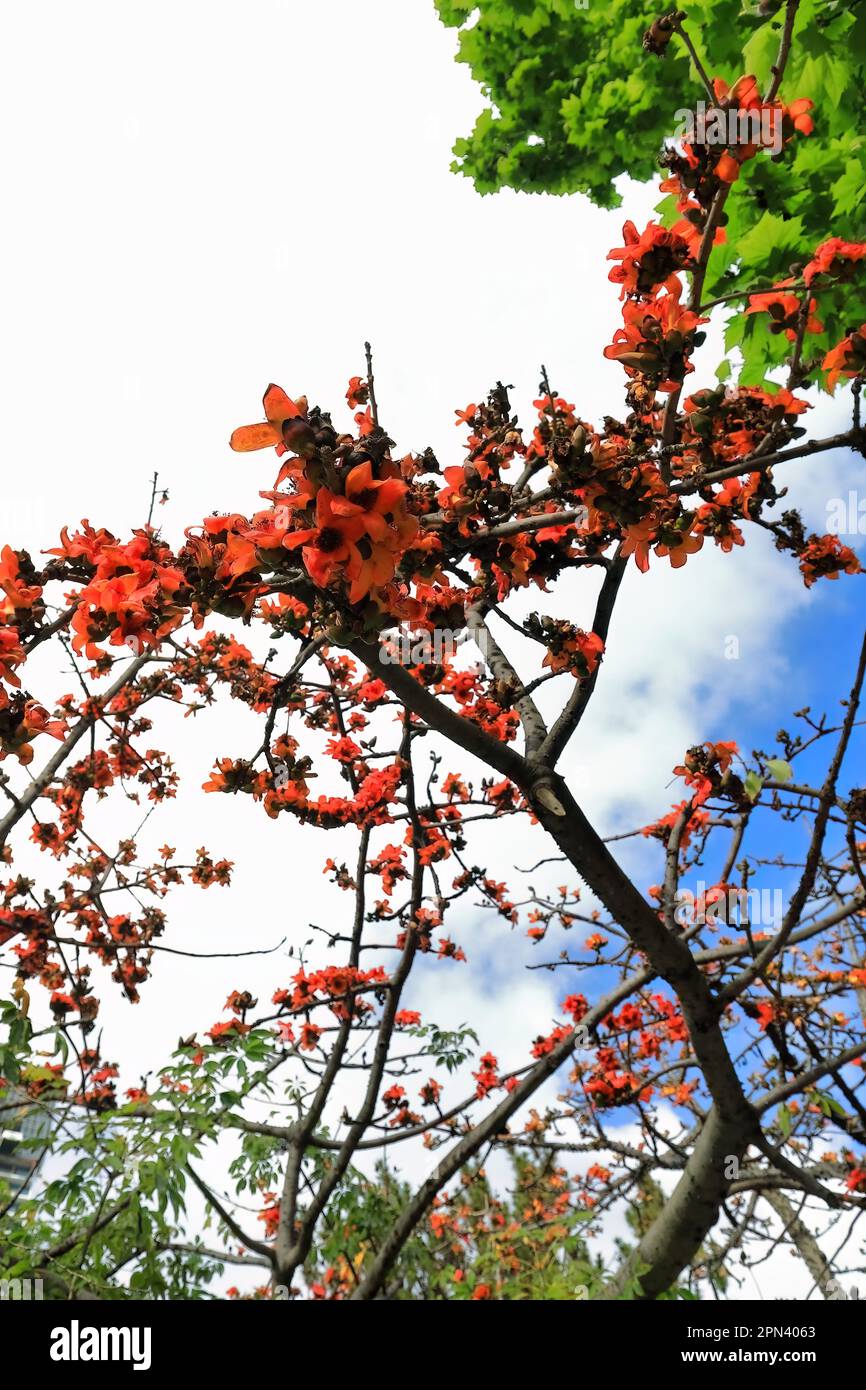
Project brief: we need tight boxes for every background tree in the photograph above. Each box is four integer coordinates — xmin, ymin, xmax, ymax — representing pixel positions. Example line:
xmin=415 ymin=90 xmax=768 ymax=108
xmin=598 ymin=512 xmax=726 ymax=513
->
xmin=434 ymin=0 xmax=866 ymax=383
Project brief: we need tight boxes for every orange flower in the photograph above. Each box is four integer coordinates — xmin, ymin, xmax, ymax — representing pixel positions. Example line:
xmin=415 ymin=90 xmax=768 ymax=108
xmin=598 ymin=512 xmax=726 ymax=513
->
xmin=783 ymin=96 xmax=814 ymax=136
xmin=282 ymin=488 xmax=404 ymax=602
xmin=798 ymin=534 xmax=862 ymax=588
xmin=299 ymin=1022 xmax=322 ymax=1051
xmin=354 ymin=407 xmax=375 ymax=437
xmin=607 ymin=221 xmax=692 ymax=299
xmin=712 ymin=742 xmax=738 ymax=772
xmin=803 ymin=238 xmax=866 ymax=287
xmin=329 ymin=460 xmax=413 ymax=544
xmin=216 ymin=531 xmax=260 ymax=580
xmin=436 ymin=465 xmax=476 ymax=515
xmin=703 ymin=76 xmax=813 ymax=182
xmin=712 ymin=73 xmax=761 ymax=108
xmin=346 ymin=543 xmax=405 ymax=605
xmin=0 ymin=695 xmax=66 ymax=765
xmin=45 ymin=520 xmax=117 ymax=565
xmin=542 ymin=627 xmax=605 ymax=679
xmin=0 ymin=546 xmax=42 ymax=621
xmin=823 ymin=325 xmax=866 ymax=391
xmin=274 ymin=460 xmax=417 ymax=603
xmin=615 ymin=518 xmax=655 ymax=575
xmin=71 ymin=567 xmax=180 ymax=659
xmin=258 ymin=592 xmax=310 ymax=625
xmin=713 ymin=150 xmax=743 ymax=184
xmin=746 ymin=288 xmax=822 ymax=341
xmin=230 ymin=384 xmax=311 ymax=456
xmin=654 ymin=521 xmax=704 ymax=569
xmin=346 ymin=375 xmax=369 ymax=409
xmin=282 ymin=488 xmax=366 ymax=582
xmin=604 ymin=290 xmax=707 ymax=392
xmin=0 ymin=628 xmax=26 ymax=687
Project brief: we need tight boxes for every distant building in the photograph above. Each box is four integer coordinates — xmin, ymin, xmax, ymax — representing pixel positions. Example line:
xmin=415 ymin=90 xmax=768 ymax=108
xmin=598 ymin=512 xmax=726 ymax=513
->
xmin=0 ymin=1090 xmax=50 ymax=1198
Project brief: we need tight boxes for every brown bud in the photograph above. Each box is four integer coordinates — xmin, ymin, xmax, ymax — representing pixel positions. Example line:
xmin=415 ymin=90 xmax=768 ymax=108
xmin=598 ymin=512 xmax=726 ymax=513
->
xmin=642 ymin=9 xmax=686 ymax=56
xmin=282 ymin=418 xmax=318 ymax=458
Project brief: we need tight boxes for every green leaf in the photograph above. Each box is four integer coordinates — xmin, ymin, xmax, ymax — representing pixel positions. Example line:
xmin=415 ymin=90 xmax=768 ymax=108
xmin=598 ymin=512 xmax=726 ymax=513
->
xmin=765 ymin=758 xmax=793 ymax=782
xmin=744 ymin=771 xmax=764 ymax=801
xmin=742 ymin=21 xmax=781 ymax=82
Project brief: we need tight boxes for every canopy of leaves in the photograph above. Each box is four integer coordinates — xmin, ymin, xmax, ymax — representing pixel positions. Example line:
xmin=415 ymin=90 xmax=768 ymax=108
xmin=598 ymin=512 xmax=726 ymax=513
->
xmin=435 ymin=0 xmax=866 ymax=382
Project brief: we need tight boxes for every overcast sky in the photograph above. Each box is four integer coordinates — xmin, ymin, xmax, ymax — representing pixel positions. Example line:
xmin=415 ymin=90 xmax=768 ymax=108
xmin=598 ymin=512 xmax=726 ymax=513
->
xmin=2 ymin=0 xmax=863 ymax=1299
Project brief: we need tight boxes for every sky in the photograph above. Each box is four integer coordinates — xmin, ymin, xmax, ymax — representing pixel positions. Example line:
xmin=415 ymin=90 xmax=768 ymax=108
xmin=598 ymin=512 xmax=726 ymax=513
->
xmin=1 ymin=0 xmax=864 ymax=1299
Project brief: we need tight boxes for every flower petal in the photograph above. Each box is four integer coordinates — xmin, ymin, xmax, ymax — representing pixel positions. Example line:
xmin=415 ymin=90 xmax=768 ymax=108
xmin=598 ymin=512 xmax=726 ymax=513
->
xmin=263 ymin=384 xmax=300 ymax=426
xmin=230 ymin=422 xmax=282 ymax=452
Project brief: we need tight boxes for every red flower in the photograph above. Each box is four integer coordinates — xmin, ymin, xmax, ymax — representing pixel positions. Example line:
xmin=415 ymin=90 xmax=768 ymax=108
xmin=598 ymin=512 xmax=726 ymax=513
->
xmin=330 ymin=460 xmax=411 ymax=543
xmin=846 ymin=1167 xmax=866 ymax=1193
xmin=756 ymin=1002 xmax=776 ymax=1031
xmin=0 ymin=628 xmax=26 ymax=687
xmin=803 ymin=238 xmax=866 ymax=287
xmin=823 ymin=324 xmax=866 ymax=391
xmin=395 ymin=1009 xmax=421 ymax=1027
xmin=419 ymin=1078 xmax=442 ymax=1106
xmin=299 ymin=1022 xmax=322 ymax=1051
xmin=257 ymin=1193 xmax=281 ymax=1237
xmin=746 ymin=289 xmax=822 ymax=341
xmin=0 ymin=546 xmax=42 ymax=622
xmin=325 ymin=736 xmax=363 ymax=763
xmin=782 ymin=96 xmax=814 ymax=136
xmin=230 ymin=384 xmax=310 ymax=456
xmin=346 ymin=375 xmax=369 ymax=409
xmin=798 ymin=534 xmax=862 ymax=588
xmin=604 ymin=289 xmax=707 ymax=392
xmin=607 ymin=221 xmax=692 ymax=299
xmin=282 ymin=488 xmax=368 ymax=589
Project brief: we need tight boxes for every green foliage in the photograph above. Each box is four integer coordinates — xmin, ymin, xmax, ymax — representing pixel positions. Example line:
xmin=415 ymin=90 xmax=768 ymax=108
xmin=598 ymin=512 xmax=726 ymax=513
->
xmin=435 ymin=0 xmax=866 ymax=380
xmin=304 ymin=1152 xmax=606 ymax=1300
xmin=0 ymin=1019 xmax=531 ymax=1300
